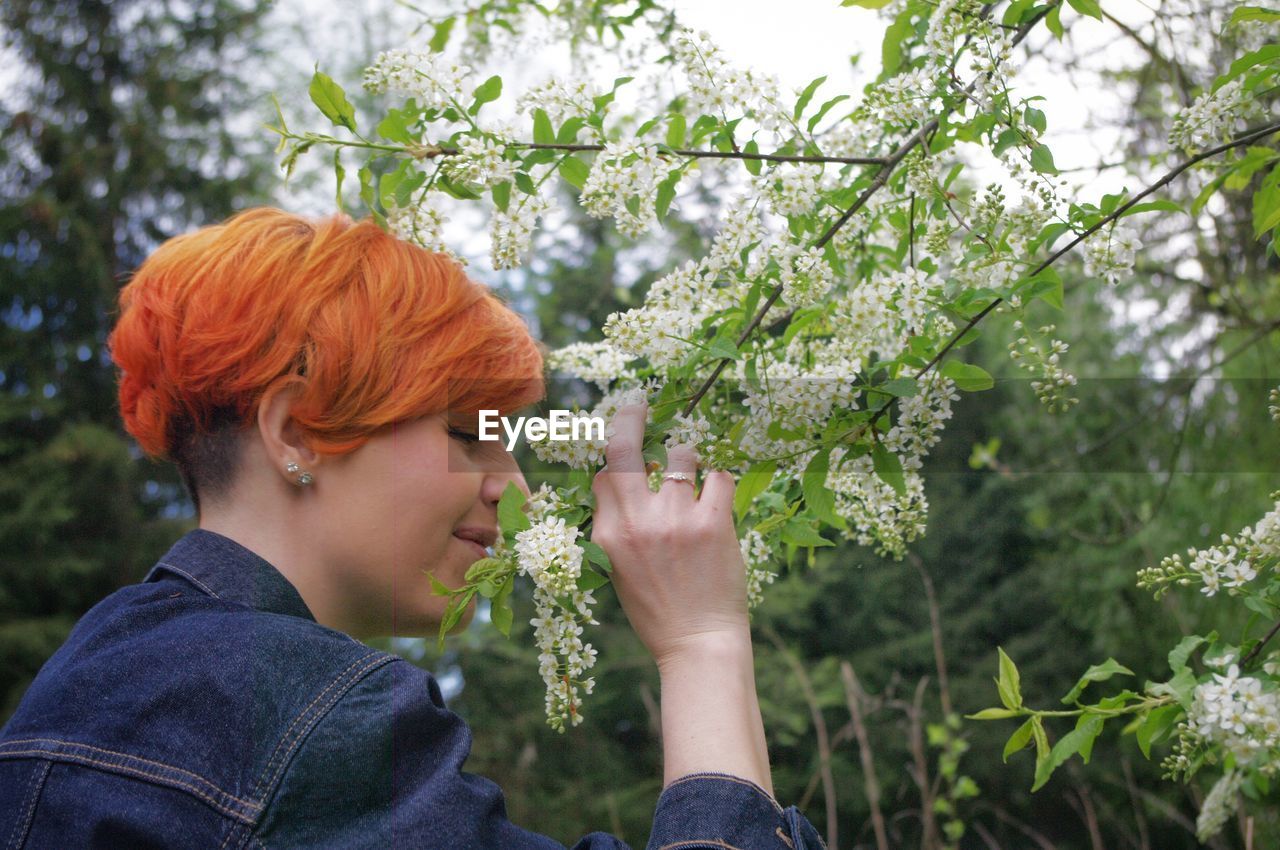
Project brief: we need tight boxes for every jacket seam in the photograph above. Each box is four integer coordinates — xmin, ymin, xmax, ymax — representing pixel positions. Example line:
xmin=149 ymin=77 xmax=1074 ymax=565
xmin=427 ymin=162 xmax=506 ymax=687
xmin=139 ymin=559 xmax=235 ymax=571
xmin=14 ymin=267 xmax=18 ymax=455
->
xmin=654 ymin=841 xmax=749 ymax=850
xmin=0 ymin=744 xmax=257 ymax=823
xmin=5 ymin=758 xmax=51 ymax=850
xmin=245 ymin=651 xmax=395 ymax=803
xmin=662 ymin=772 xmax=785 ymax=816
xmin=156 ymin=561 xmax=222 ymax=598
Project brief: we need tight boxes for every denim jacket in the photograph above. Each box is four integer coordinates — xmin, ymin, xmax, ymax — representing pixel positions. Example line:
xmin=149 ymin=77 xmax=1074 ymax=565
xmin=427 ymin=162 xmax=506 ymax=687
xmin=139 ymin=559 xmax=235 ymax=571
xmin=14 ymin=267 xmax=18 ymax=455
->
xmin=0 ymin=528 xmax=826 ymax=850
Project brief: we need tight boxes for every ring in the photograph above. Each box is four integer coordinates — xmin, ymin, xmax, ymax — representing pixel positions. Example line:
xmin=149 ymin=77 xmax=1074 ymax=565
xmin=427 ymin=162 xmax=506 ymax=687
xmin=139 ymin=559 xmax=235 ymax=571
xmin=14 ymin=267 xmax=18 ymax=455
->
xmin=661 ymin=472 xmax=695 ymax=486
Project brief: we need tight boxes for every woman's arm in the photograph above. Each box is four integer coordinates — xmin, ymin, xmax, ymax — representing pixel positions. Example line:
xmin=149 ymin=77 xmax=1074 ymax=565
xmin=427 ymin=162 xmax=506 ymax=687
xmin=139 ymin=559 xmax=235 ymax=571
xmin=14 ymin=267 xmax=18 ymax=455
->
xmin=655 ymin=627 xmax=773 ymax=797
xmin=590 ymin=401 xmax=776 ymax=798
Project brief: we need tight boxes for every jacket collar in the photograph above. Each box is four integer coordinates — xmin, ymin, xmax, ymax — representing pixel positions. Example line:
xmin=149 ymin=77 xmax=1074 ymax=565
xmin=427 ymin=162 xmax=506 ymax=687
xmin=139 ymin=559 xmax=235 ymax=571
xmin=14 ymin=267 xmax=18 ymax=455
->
xmin=143 ymin=528 xmax=317 ymax=623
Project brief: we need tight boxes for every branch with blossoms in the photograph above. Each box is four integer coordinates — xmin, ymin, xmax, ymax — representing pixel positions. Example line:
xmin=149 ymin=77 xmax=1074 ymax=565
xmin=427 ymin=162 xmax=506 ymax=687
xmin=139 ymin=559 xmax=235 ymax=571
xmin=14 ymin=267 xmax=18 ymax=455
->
xmin=276 ymin=14 xmax=1280 ymax=827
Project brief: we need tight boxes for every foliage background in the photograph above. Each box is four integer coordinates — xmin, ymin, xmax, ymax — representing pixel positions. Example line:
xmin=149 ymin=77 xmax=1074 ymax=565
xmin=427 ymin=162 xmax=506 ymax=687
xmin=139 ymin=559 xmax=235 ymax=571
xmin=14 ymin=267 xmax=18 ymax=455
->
xmin=1 ymin=1 xmax=1276 ymax=848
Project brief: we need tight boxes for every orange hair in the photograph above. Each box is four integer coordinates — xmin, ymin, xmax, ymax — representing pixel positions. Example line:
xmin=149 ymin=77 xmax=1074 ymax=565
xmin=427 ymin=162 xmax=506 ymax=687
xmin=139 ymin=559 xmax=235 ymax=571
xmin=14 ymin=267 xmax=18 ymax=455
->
xmin=107 ymin=207 xmax=545 ymax=508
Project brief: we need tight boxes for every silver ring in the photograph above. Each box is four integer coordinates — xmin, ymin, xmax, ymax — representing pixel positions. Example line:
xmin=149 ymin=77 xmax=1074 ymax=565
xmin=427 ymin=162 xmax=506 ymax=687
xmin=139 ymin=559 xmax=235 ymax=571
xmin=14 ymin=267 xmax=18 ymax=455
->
xmin=661 ymin=472 xmax=695 ymax=486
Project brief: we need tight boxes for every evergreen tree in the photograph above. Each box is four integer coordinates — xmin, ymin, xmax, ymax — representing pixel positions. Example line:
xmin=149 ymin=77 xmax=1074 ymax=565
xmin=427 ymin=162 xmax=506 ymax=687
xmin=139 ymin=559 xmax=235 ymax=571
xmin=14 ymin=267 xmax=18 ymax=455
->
xmin=0 ymin=0 xmax=273 ymax=720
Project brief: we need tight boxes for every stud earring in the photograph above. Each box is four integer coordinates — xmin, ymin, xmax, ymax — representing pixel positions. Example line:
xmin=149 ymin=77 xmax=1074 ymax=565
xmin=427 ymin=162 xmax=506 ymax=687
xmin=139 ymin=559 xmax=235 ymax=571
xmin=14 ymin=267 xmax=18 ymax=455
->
xmin=285 ymin=461 xmax=314 ymax=487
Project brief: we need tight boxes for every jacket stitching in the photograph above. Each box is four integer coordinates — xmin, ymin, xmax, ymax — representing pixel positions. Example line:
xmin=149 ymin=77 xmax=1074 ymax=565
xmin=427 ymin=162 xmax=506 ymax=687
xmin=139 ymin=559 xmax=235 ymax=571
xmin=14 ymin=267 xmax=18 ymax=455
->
xmin=0 ymin=748 xmax=256 ymax=823
xmin=663 ymin=773 xmax=785 ymax=816
xmin=655 ymin=841 xmax=748 ymax=850
xmin=249 ymin=652 xmax=393 ymax=803
xmin=6 ymin=758 xmax=51 ymax=850
xmin=156 ymin=561 xmax=222 ymax=598
xmin=0 ymin=738 xmax=260 ymax=812
xmin=774 ymin=826 xmax=794 ymax=849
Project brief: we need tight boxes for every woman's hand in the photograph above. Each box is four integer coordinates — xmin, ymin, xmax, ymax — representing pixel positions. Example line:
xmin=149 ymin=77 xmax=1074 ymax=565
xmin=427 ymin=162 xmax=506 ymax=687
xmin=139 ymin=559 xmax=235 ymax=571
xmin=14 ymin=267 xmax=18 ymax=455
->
xmin=589 ymin=402 xmax=750 ymax=665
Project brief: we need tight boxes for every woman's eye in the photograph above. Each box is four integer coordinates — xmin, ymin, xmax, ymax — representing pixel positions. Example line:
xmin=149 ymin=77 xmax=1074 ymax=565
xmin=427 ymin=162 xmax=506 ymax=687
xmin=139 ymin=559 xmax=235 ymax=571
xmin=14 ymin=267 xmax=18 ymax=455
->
xmin=448 ymin=428 xmax=481 ymax=444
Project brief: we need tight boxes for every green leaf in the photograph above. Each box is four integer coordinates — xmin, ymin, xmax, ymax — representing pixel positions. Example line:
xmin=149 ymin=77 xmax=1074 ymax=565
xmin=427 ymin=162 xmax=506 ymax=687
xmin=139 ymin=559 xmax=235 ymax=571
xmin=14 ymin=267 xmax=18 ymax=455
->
xmin=377 ymin=109 xmax=414 ymax=144
xmin=870 ymin=441 xmax=906 ymax=497
xmin=490 ymin=581 xmax=514 ymax=637
xmin=514 ymin=171 xmax=537 ymax=195
xmin=969 ymin=707 xmax=1019 ymax=720
xmin=1136 ymin=704 xmax=1181 ymax=759
xmin=333 ymin=149 xmax=345 ymax=213
xmin=881 ymin=7 xmax=914 ymax=76
xmin=557 ymin=117 xmax=586 ymax=144
xmin=1118 ymin=199 xmax=1184 ymax=219
xmin=427 ymin=573 xmax=453 ymax=596
xmin=734 ymin=460 xmax=776 ymax=520
xmin=491 ymin=180 xmax=512 ymax=212
xmin=794 ymin=75 xmax=827 ymax=120
xmin=940 ymin=361 xmax=994 ymax=391
xmin=1021 ymin=268 xmax=1064 ymax=310
xmin=880 ymin=377 xmax=920 ymax=397
xmin=808 ymin=95 xmax=851 ymax=132
xmin=582 ymin=540 xmax=612 ymax=572
xmin=559 ymin=156 xmax=590 ymax=190
xmin=1220 ymin=45 xmax=1280 ymax=86
xmin=576 ymin=568 xmax=610 ymax=591
xmin=996 ymin=646 xmax=1023 ymax=710
xmin=436 ymin=175 xmax=482 ymax=200
xmin=666 ymin=113 xmax=687 ymax=149
xmin=1045 ymin=2 xmax=1064 ymax=39
xmin=533 ymin=108 xmax=555 ymax=145
xmin=655 ymin=171 xmax=680 ymax=222
xmin=801 ymin=449 xmax=845 ymax=529
xmin=1003 ymin=718 xmax=1035 ymax=762
xmin=1031 ymin=717 xmax=1050 ymax=786
xmin=1033 ymin=715 xmax=1105 ymax=791
xmin=497 ymin=481 xmax=531 ymax=539
xmin=1024 ymin=105 xmax=1047 ymax=134
xmin=1231 ymin=6 xmax=1280 ymax=24
xmin=1066 ymin=0 xmax=1102 ymax=20
xmin=470 ymin=75 xmax=502 ymax=113
xmin=1061 ymin=658 xmax=1134 ymax=704
xmin=780 ymin=518 xmax=834 ymax=548
xmin=429 ymin=16 xmax=456 ymax=52
xmin=1168 ymin=634 xmax=1208 ymax=673
xmin=1030 ymin=144 xmax=1058 ymax=174
xmin=742 ymin=139 xmax=761 ymax=176
xmin=309 ymin=69 xmax=357 ymax=133
xmin=1253 ymin=163 xmax=1280 ymax=238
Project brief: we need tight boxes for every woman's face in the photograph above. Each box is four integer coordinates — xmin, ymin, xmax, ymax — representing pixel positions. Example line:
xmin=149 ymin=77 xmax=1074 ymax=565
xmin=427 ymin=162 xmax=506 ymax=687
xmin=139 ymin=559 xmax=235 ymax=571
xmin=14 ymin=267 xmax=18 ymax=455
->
xmin=311 ymin=410 xmax=527 ymax=640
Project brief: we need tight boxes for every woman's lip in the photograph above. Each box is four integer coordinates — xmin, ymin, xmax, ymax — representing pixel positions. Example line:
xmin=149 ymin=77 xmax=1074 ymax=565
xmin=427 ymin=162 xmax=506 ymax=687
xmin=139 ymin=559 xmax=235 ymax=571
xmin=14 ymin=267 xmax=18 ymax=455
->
xmin=454 ymin=534 xmax=488 ymax=560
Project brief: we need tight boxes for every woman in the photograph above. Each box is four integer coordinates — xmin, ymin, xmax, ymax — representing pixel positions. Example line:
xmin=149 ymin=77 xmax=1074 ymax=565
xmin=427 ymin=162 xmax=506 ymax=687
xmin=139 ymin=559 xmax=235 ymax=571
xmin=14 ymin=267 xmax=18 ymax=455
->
xmin=0 ymin=208 xmax=825 ymax=848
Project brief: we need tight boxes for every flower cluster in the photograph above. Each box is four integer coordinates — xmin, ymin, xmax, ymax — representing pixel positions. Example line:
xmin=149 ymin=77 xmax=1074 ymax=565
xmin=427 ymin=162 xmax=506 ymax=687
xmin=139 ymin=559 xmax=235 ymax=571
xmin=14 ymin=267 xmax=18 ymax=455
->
xmin=516 ymin=78 xmax=600 ymax=125
xmin=546 ymin=341 xmax=635 ymax=391
xmin=386 ymin=198 xmax=459 ymax=262
xmin=739 ymin=529 xmax=778 ymax=611
xmin=581 ymin=141 xmax=680 ymax=238
xmin=1007 ymin=321 xmax=1077 ymax=413
xmin=443 ymin=135 xmax=516 ymax=188
xmin=1169 ymin=79 xmax=1250 ymax=155
xmin=363 ymin=48 xmax=472 ymax=111
xmin=671 ymin=27 xmax=788 ymax=130
xmin=514 ymin=493 xmax=600 ymax=732
xmin=491 ymin=192 xmax=552 ymax=269
xmin=1187 ymin=664 xmax=1280 ymax=765
xmin=1139 ymin=494 xmax=1279 ymax=598
xmin=1083 ymin=224 xmax=1142 ymax=286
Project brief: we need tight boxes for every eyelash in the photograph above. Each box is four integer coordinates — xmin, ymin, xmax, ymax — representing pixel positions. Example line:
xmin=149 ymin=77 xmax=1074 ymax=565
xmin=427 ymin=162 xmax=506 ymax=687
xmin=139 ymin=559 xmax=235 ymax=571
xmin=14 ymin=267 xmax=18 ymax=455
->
xmin=448 ymin=428 xmax=481 ymax=444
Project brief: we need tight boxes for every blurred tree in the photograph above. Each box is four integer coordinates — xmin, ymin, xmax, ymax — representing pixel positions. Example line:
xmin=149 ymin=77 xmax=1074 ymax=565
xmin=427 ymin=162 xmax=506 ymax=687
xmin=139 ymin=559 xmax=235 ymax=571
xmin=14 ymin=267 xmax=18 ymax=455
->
xmin=0 ymin=0 xmax=273 ymax=721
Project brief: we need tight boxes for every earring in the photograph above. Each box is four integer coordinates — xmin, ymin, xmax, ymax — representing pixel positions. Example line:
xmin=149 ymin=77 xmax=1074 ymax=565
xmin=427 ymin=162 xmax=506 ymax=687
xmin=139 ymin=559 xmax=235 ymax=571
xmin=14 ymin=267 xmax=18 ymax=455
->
xmin=285 ymin=461 xmax=314 ymax=487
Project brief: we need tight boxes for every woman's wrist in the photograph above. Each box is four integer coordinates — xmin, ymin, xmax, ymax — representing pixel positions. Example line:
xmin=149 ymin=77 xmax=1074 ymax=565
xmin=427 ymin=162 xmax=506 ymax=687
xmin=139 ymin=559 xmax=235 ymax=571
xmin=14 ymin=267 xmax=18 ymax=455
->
xmin=653 ymin=624 xmax=753 ymax=674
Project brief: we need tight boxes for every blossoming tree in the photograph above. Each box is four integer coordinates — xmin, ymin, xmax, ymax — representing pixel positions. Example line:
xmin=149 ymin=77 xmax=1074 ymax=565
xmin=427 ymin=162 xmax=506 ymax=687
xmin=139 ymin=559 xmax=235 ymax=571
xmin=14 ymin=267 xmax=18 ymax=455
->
xmin=273 ymin=0 xmax=1280 ymax=840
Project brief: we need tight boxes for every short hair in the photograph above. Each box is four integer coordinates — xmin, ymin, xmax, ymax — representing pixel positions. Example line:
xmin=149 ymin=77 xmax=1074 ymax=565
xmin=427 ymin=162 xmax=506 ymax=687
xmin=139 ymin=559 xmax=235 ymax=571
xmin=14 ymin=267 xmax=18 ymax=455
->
xmin=107 ymin=207 xmax=546 ymax=514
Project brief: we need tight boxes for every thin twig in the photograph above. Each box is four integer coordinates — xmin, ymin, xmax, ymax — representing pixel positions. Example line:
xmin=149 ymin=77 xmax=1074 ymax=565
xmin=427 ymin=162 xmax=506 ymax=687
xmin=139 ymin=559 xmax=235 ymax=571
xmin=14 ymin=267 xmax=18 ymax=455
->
xmin=415 ymin=140 xmax=885 ymax=165
xmin=910 ymin=553 xmax=952 ymax=718
xmin=840 ymin=661 xmax=891 ymax=850
xmin=764 ymin=626 xmax=838 ymax=848
xmin=1242 ymin=617 xmax=1280 ymax=667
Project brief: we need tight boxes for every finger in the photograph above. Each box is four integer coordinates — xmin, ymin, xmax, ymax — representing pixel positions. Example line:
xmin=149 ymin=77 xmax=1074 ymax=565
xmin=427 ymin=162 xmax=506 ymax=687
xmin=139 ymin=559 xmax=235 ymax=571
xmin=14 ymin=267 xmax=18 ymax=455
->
xmin=601 ymin=403 xmax=649 ymax=500
xmin=696 ymin=469 xmax=735 ymax=520
xmin=659 ymin=443 xmax=700 ymax=499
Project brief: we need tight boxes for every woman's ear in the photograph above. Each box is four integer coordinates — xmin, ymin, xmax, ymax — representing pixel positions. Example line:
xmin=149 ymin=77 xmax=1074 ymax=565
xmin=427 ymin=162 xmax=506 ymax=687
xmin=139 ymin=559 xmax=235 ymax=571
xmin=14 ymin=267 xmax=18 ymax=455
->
xmin=257 ymin=378 xmax=319 ymax=476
